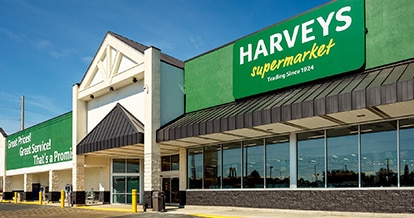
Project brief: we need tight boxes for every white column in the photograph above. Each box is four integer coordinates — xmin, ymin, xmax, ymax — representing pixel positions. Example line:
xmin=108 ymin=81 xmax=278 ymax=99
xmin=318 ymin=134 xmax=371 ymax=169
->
xmin=179 ymin=147 xmax=187 ymax=191
xmin=24 ymin=173 xmax=33 ymax=192
xmin=4 ymin=176 xmax=12 ymax=192
xmin=143 ymin=47 xmax=162 ymax=192
xmin=72 ymin=84 xmax=87 ymax=191
xmin=49 ymin=170 xmax=53 ymax=192
xmin=289 ymin=132 xmax=297 ymax=188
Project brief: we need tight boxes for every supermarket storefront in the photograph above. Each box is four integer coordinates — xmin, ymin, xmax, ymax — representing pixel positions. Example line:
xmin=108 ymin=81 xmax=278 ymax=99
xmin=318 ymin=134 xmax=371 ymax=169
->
xmin=157 ymin=0 xmax=414 ymax=213
xmin=2 ymin=113 xmax=72 ymax=202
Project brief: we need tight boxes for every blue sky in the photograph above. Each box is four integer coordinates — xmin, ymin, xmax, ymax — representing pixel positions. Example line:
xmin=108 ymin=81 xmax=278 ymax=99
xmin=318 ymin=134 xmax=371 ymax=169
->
xmin=0 ymin=0 xmax=330 ymax=134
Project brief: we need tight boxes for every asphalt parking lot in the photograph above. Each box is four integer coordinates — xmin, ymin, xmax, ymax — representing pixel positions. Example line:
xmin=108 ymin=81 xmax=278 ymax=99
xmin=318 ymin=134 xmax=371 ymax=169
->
xmin=0 ymin=203 xmax=197 ymax=218
xmin=3 ymin=202 xmax=414 ymax=218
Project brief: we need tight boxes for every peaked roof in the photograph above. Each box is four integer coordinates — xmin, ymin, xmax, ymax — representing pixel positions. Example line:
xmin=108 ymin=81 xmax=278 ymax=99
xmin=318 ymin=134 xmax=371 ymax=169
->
xmin=77 ymin=103 xmax=144 ymax=155
xmin=0 ymin=128 xmax=7 ymax=137
xmin=108 ymin=31 xmax=184 ymax=68
xmin=79 ymin=31 xmax=183 ymax=87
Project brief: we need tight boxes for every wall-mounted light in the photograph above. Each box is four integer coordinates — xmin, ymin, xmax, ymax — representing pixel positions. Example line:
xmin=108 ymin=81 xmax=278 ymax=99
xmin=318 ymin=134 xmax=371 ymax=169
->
xmin=132 ymin=77 xmax=137 ymax=83
xmin=90 ymin=95 xmax=94 ymax=99
xmin=109 ymin=87 xmax=114 ymax=92
xmin=143 ymin=84 xmax=148 ymax=94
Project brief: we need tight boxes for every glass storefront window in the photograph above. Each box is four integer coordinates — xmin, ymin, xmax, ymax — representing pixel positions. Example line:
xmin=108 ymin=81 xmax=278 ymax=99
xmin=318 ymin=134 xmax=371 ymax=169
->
xmin=162 ymin=156 xmax=171 ymax=171
xmin=188 ymin=147 xmax=203 ymax=189
xmin=113 ymin=159 xmax=126 ymax=173
xmin=297 ymin=130 xmax=325 ymax=188
xmin=222 ymin=142 xmax=241 ymax=189
xmin=113 ymin=176 xmax=126 ymax=194
xmin=126 ymin=176 xmax=139 ymax=203
xmin=400 ymin=118 xmax=414 ymax=186
xmin=243 ymin=139 xmax=264 ymax=188
xmin=265 ymin=135 xmax=289 ymax=188
xmin=127 ymin=159 xmax=139 ymax=173
xmin=162 ymin=155 xmax=180 ymax=171
xmin=171 ymin=155 xmax=179 ymax=171
xmin=204 ymin=145 xmax=221 ymax=189
xmin=327 ymin=126 xmax=358 ymax=187
xmin=361 ymin=121 xmax=397 ymax=187
xmin=184 ymin=118 xmax=414 ymax=190
xmin=113 ymin=194 xmax=125 ymax=204
xmin=127 ymin=176 xmax=139 ymax=193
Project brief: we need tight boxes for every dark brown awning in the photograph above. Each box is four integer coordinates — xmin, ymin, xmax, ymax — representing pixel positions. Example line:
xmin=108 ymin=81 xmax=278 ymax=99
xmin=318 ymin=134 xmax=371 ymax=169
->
xmin=157 ymin=58 xmax=414 ymax=143
xmin=77 ymin=103 xmax=144 ymax=155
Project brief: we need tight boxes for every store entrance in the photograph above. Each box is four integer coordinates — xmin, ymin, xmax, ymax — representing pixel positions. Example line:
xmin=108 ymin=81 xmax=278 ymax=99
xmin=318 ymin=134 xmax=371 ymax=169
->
xmin=162 ymin=177 xmax=179 ymax=205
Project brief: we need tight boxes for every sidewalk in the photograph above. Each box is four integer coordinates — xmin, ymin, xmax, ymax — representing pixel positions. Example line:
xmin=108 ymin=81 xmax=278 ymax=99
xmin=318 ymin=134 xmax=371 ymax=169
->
xmin=71 ymin=203 xmax=414 ymax=218
xmin=3 ymin=200 xmax=414 ymax=218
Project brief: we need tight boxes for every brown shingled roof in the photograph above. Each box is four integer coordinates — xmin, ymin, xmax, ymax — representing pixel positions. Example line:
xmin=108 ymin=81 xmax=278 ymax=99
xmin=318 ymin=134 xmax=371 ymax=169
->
xmin=0 ymin=128 xmax=7 ymax=137
xmin=108 ymin=31 xmax=184 ymax=69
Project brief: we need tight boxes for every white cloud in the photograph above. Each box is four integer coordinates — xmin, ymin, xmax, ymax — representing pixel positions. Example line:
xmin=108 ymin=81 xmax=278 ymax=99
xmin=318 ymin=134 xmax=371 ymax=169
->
xmin=0 ymin=93 xmax=64 ymax=134
xmin=50 ymin=48 xmax=76 ymax=59
xmin=1 ymin=28 xmax=75 ymax=60
xmin=82 ymin=56 xmax=93 ymax=64
xmin=24 ymin=95 xmax=64 ymax=116
xmin=33 ymin=39 xmax=76 ymax=59
xmin=36 ymin=39 xmax=52 ymax=49
xmin=0 ymin=28 xmax=27 ymax=41
xmin=189 ymin=35 xmax=202 ymax=51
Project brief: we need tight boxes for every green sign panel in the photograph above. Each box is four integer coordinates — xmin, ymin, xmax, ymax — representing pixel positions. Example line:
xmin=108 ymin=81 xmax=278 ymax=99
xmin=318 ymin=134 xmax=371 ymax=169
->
xmin=233 ymin=0 xmax=365 ymax=99
xmin=6 ymin=112 xmax=72 ymax=170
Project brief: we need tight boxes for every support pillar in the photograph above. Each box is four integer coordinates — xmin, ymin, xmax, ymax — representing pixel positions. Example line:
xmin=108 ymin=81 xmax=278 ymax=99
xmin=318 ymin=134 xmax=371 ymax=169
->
xmin=289 ymin=132 xmax=297 ymax=188
xmin=48 ymin=170 xmax=61 ymax=201
xmin=72 ymin=155 xmax=85 ymax=205
xmin=24 ymin=173 xmax=33 ymax=192
xmin=49 ymin=170 xmax=55 ymax=193
xmin=4 ymin=177 xmax=11 ymax=192
xmin=72 ymin=83 xmax=87 ymax=205
xmin=3 ymin=176 xmax=13 ymax=200
xmin=143 ymin=46 xmax=162 ymax=208
xmin=179 ymin=147 xmax=187 ymax=207
xmin=24 ymin=173 xmax=33 ymax=201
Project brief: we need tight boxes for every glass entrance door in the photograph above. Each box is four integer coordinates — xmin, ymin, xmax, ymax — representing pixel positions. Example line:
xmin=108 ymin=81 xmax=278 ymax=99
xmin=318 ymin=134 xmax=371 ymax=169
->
xmin=162 ymin=177 xmax=179 ymax=204
xmin=112 ymin=159 xmax=140 ymax=204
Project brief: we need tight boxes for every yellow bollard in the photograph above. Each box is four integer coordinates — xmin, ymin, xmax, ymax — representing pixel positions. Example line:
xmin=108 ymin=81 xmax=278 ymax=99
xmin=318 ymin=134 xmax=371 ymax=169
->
xmin=60 ymin=190 xmax=65 ymax=208
xmin=14 ymin=192 xmax=17 ymax=204
xmin=39 ymin=191 xmax=43 ymax=205
xmin=132 ymin=189 xmax=137 ymax=213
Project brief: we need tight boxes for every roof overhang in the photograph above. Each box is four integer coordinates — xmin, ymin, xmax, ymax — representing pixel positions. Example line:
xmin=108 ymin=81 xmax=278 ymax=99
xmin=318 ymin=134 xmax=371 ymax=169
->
xmin=157 ymin=58 xmax=414 ymax=147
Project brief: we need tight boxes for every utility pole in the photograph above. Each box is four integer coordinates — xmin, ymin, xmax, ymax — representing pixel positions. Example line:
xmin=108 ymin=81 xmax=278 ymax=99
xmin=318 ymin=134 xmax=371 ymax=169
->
xmin=21 ymin=95 xmax=24 ymax=130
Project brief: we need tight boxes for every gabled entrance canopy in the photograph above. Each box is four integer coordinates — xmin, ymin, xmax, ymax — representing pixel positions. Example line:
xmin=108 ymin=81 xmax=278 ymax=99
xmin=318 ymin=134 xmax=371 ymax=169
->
xmin=77 ymin=103 xmax=144 ymax=157
xmin=77 ymin=31 xmax=183 ymax=101
xmin=157 ymin=58 xmax=414 ymax=146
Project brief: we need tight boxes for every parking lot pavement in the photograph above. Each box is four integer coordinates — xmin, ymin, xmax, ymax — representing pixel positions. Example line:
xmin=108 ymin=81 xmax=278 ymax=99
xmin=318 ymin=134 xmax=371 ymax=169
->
xmin=0 ymin=202 xmax=129 ymax=218
xmin=0 ymin=203 xmax=196 ymax=218
xmin=2 ymin=202 xmax=414 ymax=218
xmin=74 ymin=204 xmax=414 ymax=218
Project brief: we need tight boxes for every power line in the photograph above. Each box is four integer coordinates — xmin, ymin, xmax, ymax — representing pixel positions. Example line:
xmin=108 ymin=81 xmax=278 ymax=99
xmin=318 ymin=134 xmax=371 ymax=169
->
xmin=0 ymin=117 xmax=20 ymax=121
xmin=25 ymin=109 xmax=56 ymax=117
xmin=0 ymin=105 xmax=20 ymax=110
